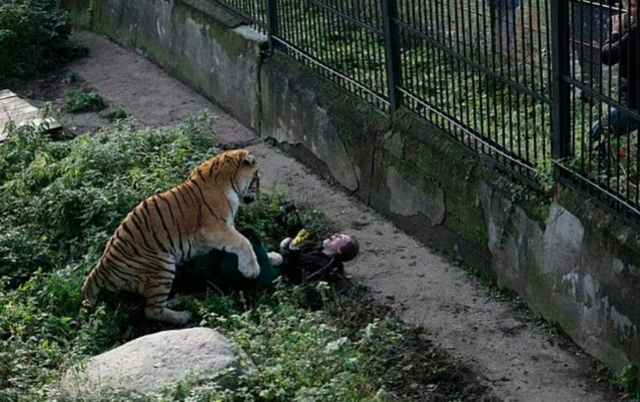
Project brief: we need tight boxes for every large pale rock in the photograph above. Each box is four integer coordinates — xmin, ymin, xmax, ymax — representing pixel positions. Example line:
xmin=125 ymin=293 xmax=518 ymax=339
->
xmin=60 ymin=327 xmax=252 ymax=400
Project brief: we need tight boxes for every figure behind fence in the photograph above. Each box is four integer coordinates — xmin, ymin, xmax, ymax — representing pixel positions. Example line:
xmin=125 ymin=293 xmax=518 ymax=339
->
xmin=590 ymin=0 xmax=639 ymax=165
xmin=212 ymin=0 xmax=640 ymax=222
xmin=490 ymin=0 xmax=521 ymax=52
xmin=570 ymin=0 xmax=614 ymax=86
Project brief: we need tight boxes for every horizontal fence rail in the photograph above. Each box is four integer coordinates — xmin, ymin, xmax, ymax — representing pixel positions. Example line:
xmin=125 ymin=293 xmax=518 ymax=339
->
xmin=212 ymin=0 xmax=640 ymax=224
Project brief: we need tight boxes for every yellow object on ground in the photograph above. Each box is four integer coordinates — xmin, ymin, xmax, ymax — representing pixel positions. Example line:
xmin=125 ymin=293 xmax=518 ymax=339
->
xmin=292 ymin=229 xmax=311 ymax=247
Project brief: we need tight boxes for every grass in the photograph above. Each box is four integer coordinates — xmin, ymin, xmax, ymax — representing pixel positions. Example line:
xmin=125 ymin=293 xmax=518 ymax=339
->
xmin=66 ymin=71 xmax=81 ymax=84
xmin=101 ymin=107 xmax=128 ymax=121
xmin=66 ymin=89 xmax=108 ymax=113
xmin=594 ymin=362 xmax=640 ymax=401
xmin=0 ymin=115 xmax=491 ymax=401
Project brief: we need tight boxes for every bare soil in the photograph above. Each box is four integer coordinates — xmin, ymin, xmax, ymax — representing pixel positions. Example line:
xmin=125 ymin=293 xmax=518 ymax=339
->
xmin=11 ymin=30 xmax=630 ymax=402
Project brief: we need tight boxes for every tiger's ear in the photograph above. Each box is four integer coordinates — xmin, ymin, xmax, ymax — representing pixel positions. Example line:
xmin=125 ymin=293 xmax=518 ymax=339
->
xmin=243 ymin=153 xmax=256 ymax=166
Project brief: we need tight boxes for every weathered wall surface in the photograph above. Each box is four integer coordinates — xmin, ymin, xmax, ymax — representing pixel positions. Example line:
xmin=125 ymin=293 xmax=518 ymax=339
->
xmin=260 ymin=56 xmax=388 ymax=199
xmin=375 ymin=112 xmax=640 ymax=371
xmin=61 ymin=0 xmax=266 ymax=130
xmin=66 ymin=1 xmax=640 ymax=373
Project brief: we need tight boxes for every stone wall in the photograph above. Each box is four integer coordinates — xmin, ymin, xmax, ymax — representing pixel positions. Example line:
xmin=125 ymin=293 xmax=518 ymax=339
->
xmin=64 ymin=0 xmax=640 ymax=373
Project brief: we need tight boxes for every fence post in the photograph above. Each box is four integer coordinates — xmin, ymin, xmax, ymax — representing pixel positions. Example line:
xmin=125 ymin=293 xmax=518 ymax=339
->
xmin=381 ymin=0 xmax=402 ymax=120
xmin=265 ymin=0 xmax=278 ymax=53
xmin=550 ymin=0 xmax=571 ymax=164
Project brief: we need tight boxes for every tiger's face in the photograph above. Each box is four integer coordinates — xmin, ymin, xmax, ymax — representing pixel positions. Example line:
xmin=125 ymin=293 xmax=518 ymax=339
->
xmin=235 ymin=152 xmax=260 ymax=205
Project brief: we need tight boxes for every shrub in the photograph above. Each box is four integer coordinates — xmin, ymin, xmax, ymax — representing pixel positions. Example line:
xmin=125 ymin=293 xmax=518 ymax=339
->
xmin=66 ymin=90 xmax=108 ymax=113
xmin=0 ymin=0 xmax=81 ymax=85
xmin=101 ymin=107 xmax=128 ymax=121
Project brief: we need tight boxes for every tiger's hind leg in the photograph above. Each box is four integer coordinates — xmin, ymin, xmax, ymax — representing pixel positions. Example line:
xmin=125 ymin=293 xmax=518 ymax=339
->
xmin=165 ymin=295 xmax=185 ymax=309
xmin=144 ymin=297 xmax=193 ymax=325
xmin=143 ymin=275 xmax=192 ymax=325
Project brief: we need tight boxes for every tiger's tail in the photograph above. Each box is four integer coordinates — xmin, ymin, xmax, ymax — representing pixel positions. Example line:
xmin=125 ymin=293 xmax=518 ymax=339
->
xmin=81 ymin=263 xmax=103 ymax=308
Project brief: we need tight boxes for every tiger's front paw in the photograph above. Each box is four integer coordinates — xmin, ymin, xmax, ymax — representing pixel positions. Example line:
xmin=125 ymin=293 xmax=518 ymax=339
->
xmin=239 ymin=257 xmax=261 ymax=279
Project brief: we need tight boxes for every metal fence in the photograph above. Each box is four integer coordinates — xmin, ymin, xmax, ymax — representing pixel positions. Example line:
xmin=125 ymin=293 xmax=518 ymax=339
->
xmin=556 ymin=0 xmax=640 ymax=223
xmin=213 ymin=0 xmax=640 ymax=224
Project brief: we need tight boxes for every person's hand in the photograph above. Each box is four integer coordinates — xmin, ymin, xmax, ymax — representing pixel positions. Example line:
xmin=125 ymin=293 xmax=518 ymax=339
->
xmin=268 ymin=252 xmax=284 ymax=266
xmin=612 ymin=14 xmax=622 ymax=33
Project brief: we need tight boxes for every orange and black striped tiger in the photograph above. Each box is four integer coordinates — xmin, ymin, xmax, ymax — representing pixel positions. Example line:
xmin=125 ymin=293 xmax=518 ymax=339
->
xmin=82 ymin=149 xmax=261 ymax=324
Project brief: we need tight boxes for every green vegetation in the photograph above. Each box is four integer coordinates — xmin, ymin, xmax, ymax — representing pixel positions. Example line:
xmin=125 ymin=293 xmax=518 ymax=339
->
xmin=0 ymin=0 xmax=85 ymax=86
xmin=66 ymin=71 xmax=82 ymax=84
xmin=0 ymin=117 xmax=487 ymax=401
xmin=101 ymin=106 xmax=128 ymax=121
xmin=594 ymin=362 xmax=640 ymax=400
xmin=66 ymin=89 xmax=109 ymax=113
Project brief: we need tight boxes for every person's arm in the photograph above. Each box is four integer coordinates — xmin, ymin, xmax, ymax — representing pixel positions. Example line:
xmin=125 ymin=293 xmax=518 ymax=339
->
xmin=279 ymin=237 xmax=293 ymax=255
xmin=602 ymin=16 xmax=631 ymax=65
xmin=601 ymin=33 xmax=624 ymax=65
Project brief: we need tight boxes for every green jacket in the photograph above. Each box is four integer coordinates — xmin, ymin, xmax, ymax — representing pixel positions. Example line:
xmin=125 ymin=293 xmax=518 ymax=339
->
xmin=172 ymin=229 xmax=280 ymax=295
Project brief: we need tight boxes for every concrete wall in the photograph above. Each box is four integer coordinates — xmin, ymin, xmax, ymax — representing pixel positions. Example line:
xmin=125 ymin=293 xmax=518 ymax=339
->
xmin=65 ymin=0 xmax=640 ymax=374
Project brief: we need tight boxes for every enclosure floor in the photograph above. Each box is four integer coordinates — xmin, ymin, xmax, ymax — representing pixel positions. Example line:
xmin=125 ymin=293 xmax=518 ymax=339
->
xmin=18 ymin=31 xmax=624 ymax=402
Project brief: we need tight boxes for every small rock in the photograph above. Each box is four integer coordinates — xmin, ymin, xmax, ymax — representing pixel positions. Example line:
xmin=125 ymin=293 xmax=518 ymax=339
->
xmin=60 ymin=328 xmax=252 ymax=400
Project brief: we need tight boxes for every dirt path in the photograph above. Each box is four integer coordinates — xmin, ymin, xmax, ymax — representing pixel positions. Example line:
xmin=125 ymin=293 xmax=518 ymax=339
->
xmin=17 ymin=31 xmax=625 ymax=402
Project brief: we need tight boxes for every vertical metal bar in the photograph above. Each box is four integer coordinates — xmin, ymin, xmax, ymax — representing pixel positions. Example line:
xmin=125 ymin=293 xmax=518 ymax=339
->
xmin=266 ymin=0 xmax=278 ymax=53
xmin=551 ymin=0 xmax=571 ymax=164
xmin=381 ymin=0 xmax=402 ymax=118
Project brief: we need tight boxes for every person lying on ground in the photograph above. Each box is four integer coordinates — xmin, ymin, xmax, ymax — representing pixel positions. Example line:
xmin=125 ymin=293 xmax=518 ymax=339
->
xmin=269 ymin=230 xmax=360 ymax=285
xmin=171 ymin=229 xmax=360 ymax=296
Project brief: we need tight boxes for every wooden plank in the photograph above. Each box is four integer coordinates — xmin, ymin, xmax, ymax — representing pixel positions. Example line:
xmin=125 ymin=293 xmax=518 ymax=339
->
xmin=0 ymin=97 xmax=30 ymax=110
xmin=0 ymin=105 xmax=39 ymax=118
xmin=0 ymin=90 xmax=61 ymax=139
xmin=18 ymin=117 xmax=62 ymax=132
xmin=0 ymin=90 xmax=16 ymax=101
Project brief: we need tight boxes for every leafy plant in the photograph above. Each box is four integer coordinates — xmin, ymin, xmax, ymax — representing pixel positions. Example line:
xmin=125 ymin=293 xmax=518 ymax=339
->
xmin=66 ymin=89 xmax=108 ymax=113
xmin=66 ymin=71 xmax=81 ymax=84
xmin=536 ymin=157 xmax=555 ymax=193
xmin=617 ymin=364 xmax=639 ymax=396
xmin=0 ymin=0 xmax=84 ymax=86
xmin=101 ymin=107 xmax=128 ymax=121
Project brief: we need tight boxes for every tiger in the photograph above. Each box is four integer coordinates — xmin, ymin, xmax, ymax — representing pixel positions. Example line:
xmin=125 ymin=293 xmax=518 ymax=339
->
xmin=82 ymin=149 xmax=261 ymax=324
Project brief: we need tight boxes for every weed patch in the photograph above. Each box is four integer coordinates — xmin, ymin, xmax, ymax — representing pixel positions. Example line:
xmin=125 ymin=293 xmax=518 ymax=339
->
xmin=66 ymin=89 xmax=108 ymax=113
xmin=101 ymin=107 xmax=127 ymax=121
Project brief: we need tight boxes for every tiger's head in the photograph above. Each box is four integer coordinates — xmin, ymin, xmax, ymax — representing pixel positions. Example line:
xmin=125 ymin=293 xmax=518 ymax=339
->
xmin=192 ymin=149 xmax=260 ymax=205
xmin=233 ymin=151 xmax=260 ymax=205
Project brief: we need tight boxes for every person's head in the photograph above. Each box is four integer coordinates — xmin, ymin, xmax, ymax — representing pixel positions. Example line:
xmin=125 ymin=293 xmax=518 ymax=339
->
xmin=631 ymin=0 xmax=638 ymax=23
xmin=322 ymin=234 xmax=360 ymax=262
